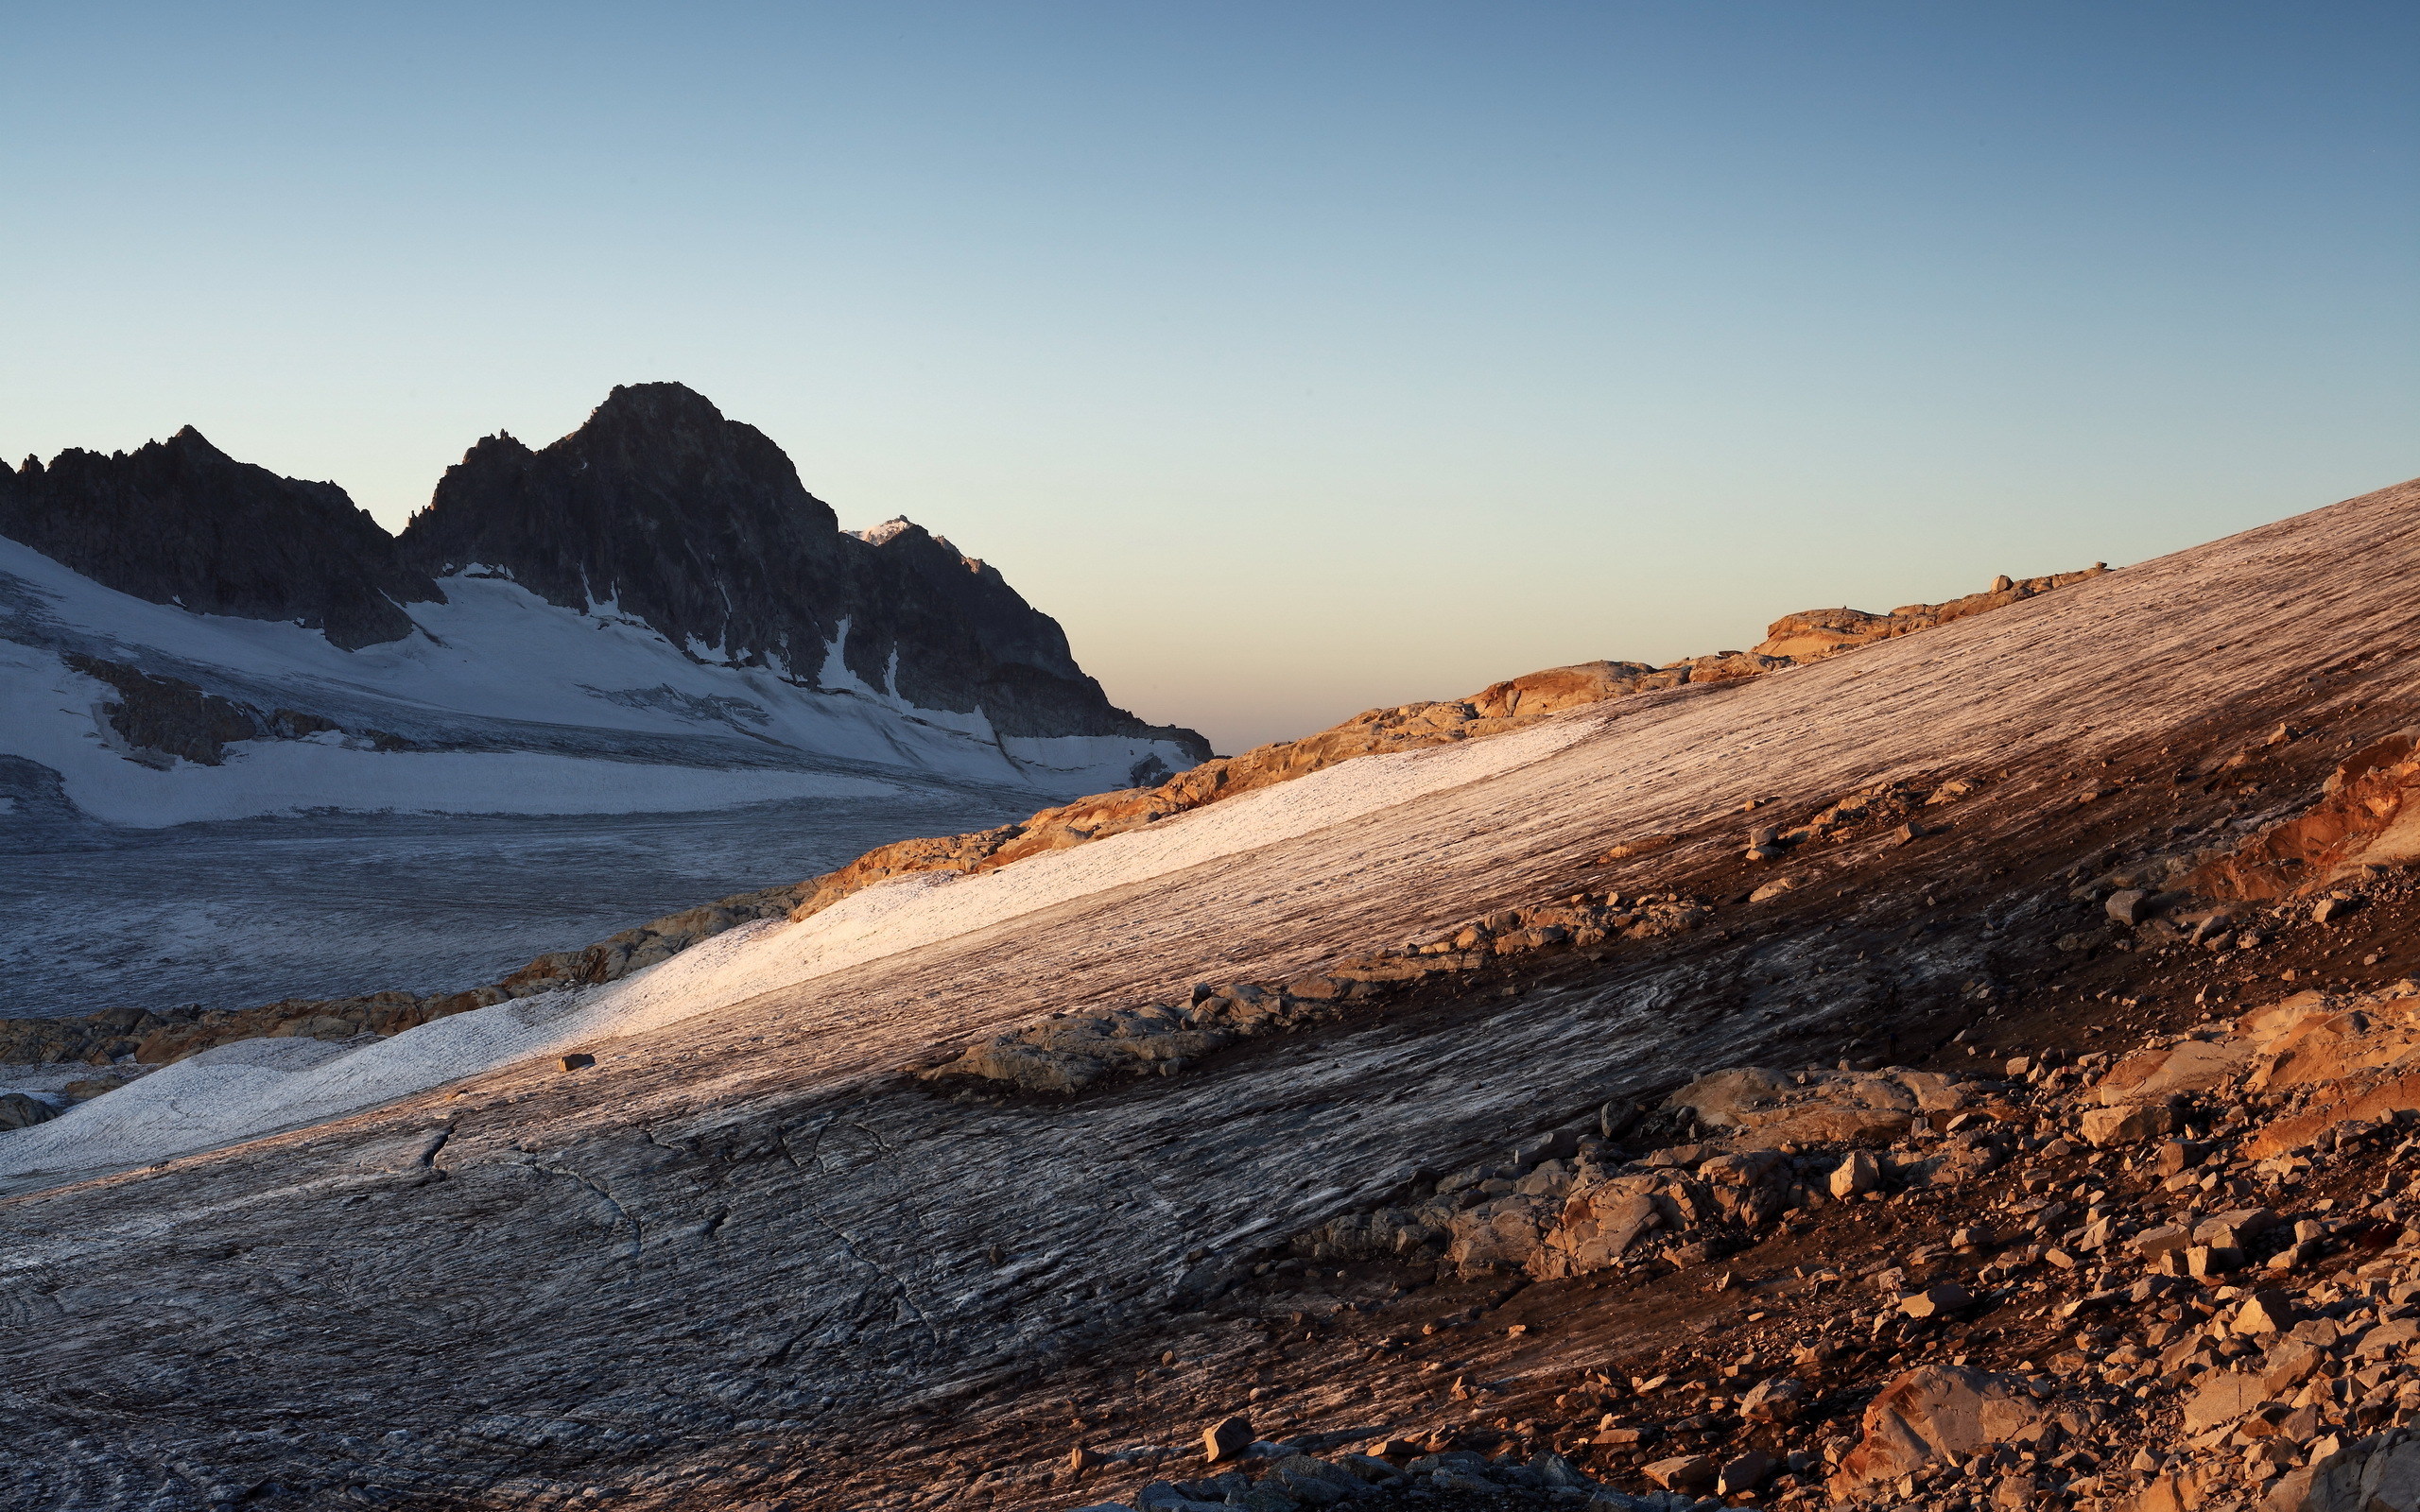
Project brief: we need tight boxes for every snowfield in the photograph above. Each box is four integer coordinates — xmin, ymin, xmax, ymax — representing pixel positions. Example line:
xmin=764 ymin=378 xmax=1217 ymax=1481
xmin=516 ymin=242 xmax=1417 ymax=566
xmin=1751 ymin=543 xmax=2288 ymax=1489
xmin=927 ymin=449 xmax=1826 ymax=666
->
xmin=0 ymin=534 xmax=1197 ymax=826
xmin=0 ymin=638 xmax=896 ymax=825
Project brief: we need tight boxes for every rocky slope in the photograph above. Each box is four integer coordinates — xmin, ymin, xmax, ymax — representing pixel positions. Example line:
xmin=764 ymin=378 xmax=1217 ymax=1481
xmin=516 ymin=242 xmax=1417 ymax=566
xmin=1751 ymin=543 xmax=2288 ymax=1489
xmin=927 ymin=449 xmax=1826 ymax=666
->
xmin=0 ymin=477 xmax=2413 ymax=1512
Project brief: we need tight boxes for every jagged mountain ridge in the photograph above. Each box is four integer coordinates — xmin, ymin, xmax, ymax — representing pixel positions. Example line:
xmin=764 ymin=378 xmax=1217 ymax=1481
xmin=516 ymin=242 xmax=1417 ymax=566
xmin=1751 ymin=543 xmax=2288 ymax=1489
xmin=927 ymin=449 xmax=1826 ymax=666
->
xmin=0 ymin=385 xmax=1204 ymax=755
xmin=396 ymin=384 xmax=1172 ymax=746
xmin=0 ymin=428 xmax=442 ymax=650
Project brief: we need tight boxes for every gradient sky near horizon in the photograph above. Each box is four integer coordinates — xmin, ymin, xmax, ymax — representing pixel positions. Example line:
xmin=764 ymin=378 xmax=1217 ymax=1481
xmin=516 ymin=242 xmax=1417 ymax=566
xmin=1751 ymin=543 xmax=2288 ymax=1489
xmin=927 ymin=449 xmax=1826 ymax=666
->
xmin=5 ymin=4 xmax=2413 ymax=754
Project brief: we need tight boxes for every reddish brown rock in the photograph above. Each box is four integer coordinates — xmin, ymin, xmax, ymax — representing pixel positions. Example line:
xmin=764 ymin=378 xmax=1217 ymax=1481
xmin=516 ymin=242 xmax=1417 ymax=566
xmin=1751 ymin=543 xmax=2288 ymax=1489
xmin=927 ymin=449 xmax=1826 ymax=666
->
xmin=1829 ymin=1366 xmax=2051 ymax=1493
xmin=2194 ymin=730 xmax=2420 ymax=899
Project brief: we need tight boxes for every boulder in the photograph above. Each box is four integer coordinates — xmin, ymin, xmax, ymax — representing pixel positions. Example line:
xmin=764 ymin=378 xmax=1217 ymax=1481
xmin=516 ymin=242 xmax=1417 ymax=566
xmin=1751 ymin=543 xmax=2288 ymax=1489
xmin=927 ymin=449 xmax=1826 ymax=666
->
xmin=1203 ymin=1416 xmax=1253 ymax=1463
xmin=2271 ymin=1425 xmax=2420 ymax=1512
xmin=1737 ymin=1376 xmax=1808 ymax=1423
xmin=1264 ymin=1455 xmax=1361 ymax=1506
xmin=2129 ymin=1225 xmax=2191 ymax=1261
xmin=0 ymin=1091 xmax=58 ymax=1131
xmin=2125 ymin=1477 xmax=2191 ymax=1512
xmin=2196 ymin=1208 xmax=2280 ymax=1249
xmin=1828 ymin=1366 xmax=2051 ymax=1493
xmin=1526 ymin=1177 xmax=1668 ymax=1278
xmin=1695 ymin=1149 xmax=1792 ymax=1228
xmin=1642 ymin=1454 xmax=1717 ymax=1490
xmin=1716 ymin=1451 xmax=1776 ymax=1496
xmin=1666 ymin=1068 xmax=1791 ymax=1127
xmin=1900 ymin=1282 xmax=1973 ymax=1319
xmin=2235 ymin=1289 xmax=2295 ymax=1335
xmin=1671 ymin=1065 xmax=1927 ymax=1150
xmin=2107 ymin=888 xmax=2157 ymax=926
xmin=2098 ymin=1039 xmax=2252 ymax=1105
xmin=1830 ymin=1149 xmax=1882 ymax=1198
xmin=2081 ymin=1103 xmax=2179 ymax=1146
xmin=2181 ymin=1369 xmax=2272 ymax=1434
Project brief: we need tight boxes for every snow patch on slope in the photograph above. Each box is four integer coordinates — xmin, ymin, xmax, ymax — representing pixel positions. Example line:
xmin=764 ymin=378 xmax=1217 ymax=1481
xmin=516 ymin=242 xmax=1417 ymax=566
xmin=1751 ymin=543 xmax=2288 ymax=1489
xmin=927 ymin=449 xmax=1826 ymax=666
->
xmin=0 ymin=641 xmax=891 ymax=825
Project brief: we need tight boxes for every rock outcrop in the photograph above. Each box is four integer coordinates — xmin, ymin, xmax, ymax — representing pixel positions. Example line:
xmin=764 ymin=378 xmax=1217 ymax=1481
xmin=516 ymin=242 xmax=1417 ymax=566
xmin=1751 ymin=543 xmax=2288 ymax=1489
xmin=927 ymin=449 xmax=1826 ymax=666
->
xmin=1751 ymin=565 xmax=2112 ymax=663
xmin=2194 ymin=730 xmax=2420 ymax=900
xmin=777 ymin=577 xmax=2104 ymax=929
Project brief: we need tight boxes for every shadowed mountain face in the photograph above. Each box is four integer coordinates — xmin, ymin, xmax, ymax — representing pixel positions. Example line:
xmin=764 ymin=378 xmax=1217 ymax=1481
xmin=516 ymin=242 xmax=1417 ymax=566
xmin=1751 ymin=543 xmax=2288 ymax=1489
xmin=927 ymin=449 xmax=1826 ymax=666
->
xmin=0 ymin=429 xmax=441 ymax=650
xmin=392 ymin=383 xmax=1201 ymax=750
xmin=1 ymin=385 xmax=1207 ymax=752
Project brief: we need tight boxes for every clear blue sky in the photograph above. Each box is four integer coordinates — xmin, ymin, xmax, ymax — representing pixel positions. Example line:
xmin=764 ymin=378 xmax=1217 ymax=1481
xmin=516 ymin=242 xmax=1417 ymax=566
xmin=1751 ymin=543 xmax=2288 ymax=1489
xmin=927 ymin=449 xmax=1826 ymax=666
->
xmin=6 ymin=3 xmax=2412 ymax=753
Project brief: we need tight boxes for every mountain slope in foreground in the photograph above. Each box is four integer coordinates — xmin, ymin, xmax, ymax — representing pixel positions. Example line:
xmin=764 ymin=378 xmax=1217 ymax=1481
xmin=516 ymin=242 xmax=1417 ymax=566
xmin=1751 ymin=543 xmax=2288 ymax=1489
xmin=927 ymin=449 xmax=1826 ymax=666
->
xmin=0 ymin=385 xmax=1206 ymax=827
xmin=1 ymin=477 xmax=2418 ymax=1512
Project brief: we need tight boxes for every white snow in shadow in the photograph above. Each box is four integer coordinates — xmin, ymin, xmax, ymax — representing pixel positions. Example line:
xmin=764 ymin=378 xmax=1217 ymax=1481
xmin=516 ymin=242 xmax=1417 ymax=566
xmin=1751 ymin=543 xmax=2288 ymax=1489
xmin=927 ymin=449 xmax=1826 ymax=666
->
xmin=0 ymin=534 xmax=1198 ymax=819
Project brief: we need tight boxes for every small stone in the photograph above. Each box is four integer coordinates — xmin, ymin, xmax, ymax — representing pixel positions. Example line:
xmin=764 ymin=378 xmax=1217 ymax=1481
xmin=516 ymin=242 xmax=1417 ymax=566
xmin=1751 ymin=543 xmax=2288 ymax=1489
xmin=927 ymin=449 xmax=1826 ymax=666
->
xmin=1069 ymin=1446 xmax=1104 ymax=1472
xmin=559 ymin=1053 xmax=596 ymax=1072
xmin=1829 ymin=1150 xmax=1881 ymax=1199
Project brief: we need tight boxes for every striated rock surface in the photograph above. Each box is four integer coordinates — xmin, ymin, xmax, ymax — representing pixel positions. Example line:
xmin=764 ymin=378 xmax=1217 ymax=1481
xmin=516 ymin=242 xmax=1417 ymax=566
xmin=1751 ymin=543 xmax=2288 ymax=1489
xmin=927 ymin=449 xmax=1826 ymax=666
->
xmin=0 ymin=478 xmax=2416 ymax=1512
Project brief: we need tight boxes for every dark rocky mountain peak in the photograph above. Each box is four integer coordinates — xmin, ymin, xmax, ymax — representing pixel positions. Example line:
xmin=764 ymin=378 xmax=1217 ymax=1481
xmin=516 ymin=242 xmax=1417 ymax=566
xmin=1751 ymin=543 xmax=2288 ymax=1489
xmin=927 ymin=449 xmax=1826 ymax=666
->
xmin=0 ymin=426 xmax=441 ymax=649
xmin=398 ymin=383 xmax=1203 ymax=753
